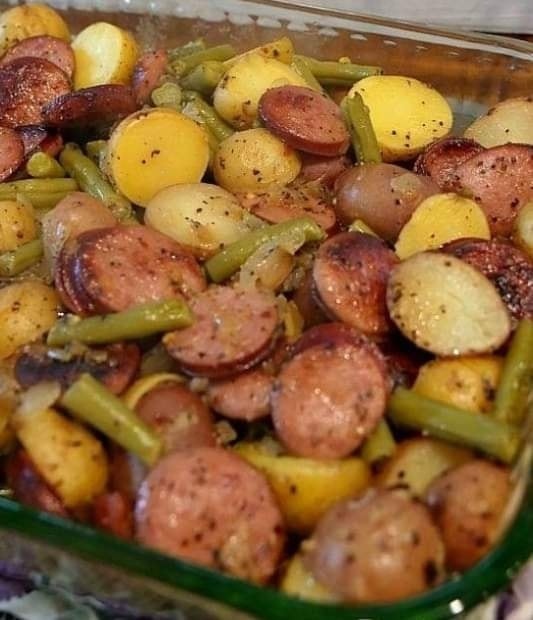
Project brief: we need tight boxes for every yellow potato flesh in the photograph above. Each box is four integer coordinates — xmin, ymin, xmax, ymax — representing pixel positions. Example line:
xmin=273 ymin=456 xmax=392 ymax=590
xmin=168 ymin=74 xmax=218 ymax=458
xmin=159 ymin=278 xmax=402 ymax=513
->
xmin=73 ymin=22 xmax=138 ymax=89
xmin=465 ymin=97 xmax=533 ymax=148
xmin=0 ymin=4 xmax=69 ymax=55
xmin=31 ymin=4 xmax=70 ymax=41
xmin=0 ymin=282 xmax=58 ymax=360
xmin=107 ymin=109 xmax=210 ymax=207
xmin=350 ymin=76 xmax=453 ymax=162
xmin=281 ymin=554 xmax=337 ymax=603
xmin=413 ymin=356 xmax=502 ymax=413
xmin=395 ymin=193 xmax=490 ymax=259
xmin=514 ymin=202 xmax=533 ymax=259
xmin=234 ymin=442 xmax=370 ymax=534
xmin=0 ymin=200 xmax=37 ymax=252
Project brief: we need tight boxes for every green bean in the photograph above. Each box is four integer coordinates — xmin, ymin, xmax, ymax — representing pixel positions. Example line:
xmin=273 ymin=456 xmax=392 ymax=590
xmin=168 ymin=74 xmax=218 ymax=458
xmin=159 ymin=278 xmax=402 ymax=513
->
xmin=205 ymin=217 xmax=325 ymax=283
xmin=361 ymin=419 xmax=396 ymax=464
xmin=0 ymin=178 xmax=77 ymax=210
xmin=59 ymin=143 xmax=132 ymax=222
xmin=492 ymin=319 xmax=533 ymax=426
xmin=17 ymin=191 xmax=73 ymax=211
xmin=343 ymin=94 xmax=382 ymax=164
xmin=295 ymin=55 xmax=382 ymax=86
xmin=0 ymin=239 xmax=43 ymax=277
xmin=26 ymin=152 xmax=65 ymax=178
xmin=168 ymin=38 xmax=206 ymax=62
xmin=180 ymin=61 xmax=226 ymax=96
xmin=61 ymin=374 xmax=162 ymax=466
xmin=151 ymin=82 xmax=182 ymax=109
xmin=290 ymin=56 xmax=323 ymax=92
xmin=388 ymin=387 xmax=521 ymax=464
xmin=47 ymin=299 xmax=193 ymax=347
xmin=85 ymin=140 xmax=107 ymax=165
xmin=182 ymin=91 xmax=233 ymax=142
xmin=172 ymin=44 xmax=236 ymax=77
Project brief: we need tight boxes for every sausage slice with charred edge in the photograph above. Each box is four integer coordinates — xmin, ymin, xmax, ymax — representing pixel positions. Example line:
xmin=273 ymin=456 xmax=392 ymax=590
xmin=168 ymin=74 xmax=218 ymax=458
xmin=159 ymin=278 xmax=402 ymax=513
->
xmin=0 ymin=126 xmax=24 ymax=181
xmin=132 ymin=49 xmax=168 ymax=105
xmin=0 ymin=35 xmax=75 ymax=78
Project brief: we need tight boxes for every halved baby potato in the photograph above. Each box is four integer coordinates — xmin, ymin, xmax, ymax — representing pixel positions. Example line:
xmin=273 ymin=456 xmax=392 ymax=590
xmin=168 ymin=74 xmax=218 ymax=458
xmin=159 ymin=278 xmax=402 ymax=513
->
xmin=464 ymin=97 xmax=533 ymax=148
xmin=395 ymin=193 xmax=490 ymax=259
xmin=349 ymin=76 xmax=453 ymax=162
xmin=224 ymin=37 xmax=294 ymax=68
xmin=387 ymin=252 xmax=511 ymax=356
xmin=72 ymin=21 xmax=138 ymax=89
xmin=107 ymin=108 xmax=210 ymax=207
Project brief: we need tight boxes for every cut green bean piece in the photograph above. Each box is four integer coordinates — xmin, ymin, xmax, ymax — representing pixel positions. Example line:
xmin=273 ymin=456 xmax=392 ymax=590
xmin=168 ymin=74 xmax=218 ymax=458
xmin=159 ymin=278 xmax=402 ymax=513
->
xmin=59 ymin=143 xmax=132 ymax=222
xmin=85 ymin=140 xmax=107 ymax=164
xmin=205 ymin=217 xmax=325 ymax=283
xmin=361 ymin=419 xmax=396 ymax=464
xmin=343 ymin=94 xmax=382 ymax=164
xmin=0 ymin=178 xmax=77 ymax=197
xmin=168 ymin=38 xmax=206 ymax=61
xmin=172 ymin=44 xmax=236 ymax=76
xmin=0 ymin=239 xmax=43 ymax=277
xmin=291 ymin=56 xmax=323 ymax=92
xmin=388 ymin=387 xmax=521 ymax=464
xmin=295 ymin=55 xmax=382 ymax=86
xmin=61 ymin=374 xmax=162 ymax=466
xmin=182 ymin=91 xmax=234 ymax=142
xmin=16 ymin=191 xmax=72 ymax=211
xmin=492 ymin=319 xmax=533 ymax=426
xmin=47 ymin=299 xmax=193 ymax=347
xmin=180 ymin=61 xmax=225 ymax=96
xmin=26 ymin=152 xmax=65 ymax=178
xmin=151 ymin=82 xmax=182 ymax=108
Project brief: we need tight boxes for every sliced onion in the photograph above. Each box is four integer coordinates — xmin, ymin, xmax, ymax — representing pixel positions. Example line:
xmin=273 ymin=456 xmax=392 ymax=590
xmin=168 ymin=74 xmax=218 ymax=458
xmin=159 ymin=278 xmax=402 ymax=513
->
xmin=17 ymin=381 xmax=61 ymax=417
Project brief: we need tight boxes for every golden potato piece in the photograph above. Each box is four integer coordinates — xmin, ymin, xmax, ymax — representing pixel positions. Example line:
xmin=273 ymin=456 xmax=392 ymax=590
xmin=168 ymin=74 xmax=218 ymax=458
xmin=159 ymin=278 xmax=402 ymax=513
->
xmin=107 ymin=108 xmax=210 ymax=207
xmin=413 ymin=356 xmax=502 ymax=413
xmin=350 ymin=76 xmax=453 ymax=162
xmin=72 ymin=22 xmax=138 ymax=89
xmin=0 ymin=200 xmax=37 ymax=252
xmin=387 ymin=252 xmax=511 ymax=356
xmin=281 ymin=554 xmax=337 ymax=603
xmin=465 ymin=97 xmax=533 ymax=148
xmin=234 ymin=442 xmax=370 ymax=533
xmin=0 ymin=4 xmax=69 ymax=55
xmin=0 ymin=282 xmax=58 ymax=360
xmin=395 ymin=193 xmax=490 ymax=259
xmin=513 ymin=202 xmax=533 ymax=259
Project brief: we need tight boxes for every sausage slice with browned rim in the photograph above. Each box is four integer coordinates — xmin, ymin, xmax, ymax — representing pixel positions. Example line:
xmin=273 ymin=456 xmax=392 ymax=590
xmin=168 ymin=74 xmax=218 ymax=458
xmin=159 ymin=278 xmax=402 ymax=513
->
xmin=0 ymin=126 xmax=24 ymax=181
xmin=0 ymin=35 xmax=75 ymax=78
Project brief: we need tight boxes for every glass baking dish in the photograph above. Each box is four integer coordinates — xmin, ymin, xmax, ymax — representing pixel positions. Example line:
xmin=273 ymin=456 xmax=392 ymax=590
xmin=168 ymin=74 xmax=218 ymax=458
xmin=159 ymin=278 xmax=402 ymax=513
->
xmin=0 ymin=1 xmax=532 ymax=618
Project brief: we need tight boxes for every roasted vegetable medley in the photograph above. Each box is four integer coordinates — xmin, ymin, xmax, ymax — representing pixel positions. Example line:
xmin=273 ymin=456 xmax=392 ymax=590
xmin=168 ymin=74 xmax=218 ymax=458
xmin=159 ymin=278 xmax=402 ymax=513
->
xmin=0 ymin=2 xmax=531 ymax=606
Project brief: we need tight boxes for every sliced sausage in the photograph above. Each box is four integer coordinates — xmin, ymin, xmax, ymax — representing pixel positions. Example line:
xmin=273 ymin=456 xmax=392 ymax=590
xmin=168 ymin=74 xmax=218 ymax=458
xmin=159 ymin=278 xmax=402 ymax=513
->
xmin=92 ymin=491 xmax=133 ymax=539
xmin=42 ymin=85 xmax=138 ymax=128
xmin=292 ymin=321 xmax=367 ymax=355
xmin=237 ymin=183 xmax=336 ymax=232
xmin=379 ymin=335 xmax=431 ymax=389
xmin=135 ymin=383 xmax=216 ymax=453
xmin=55 ymin=239 xmax=98 ymax=315
xmin=0 ymin=126 xmax=24 ymax=181
xmin=0 ymin=35 xmax=75 ymax=79
xmin=453 ymin=144 xmax=533 ymax=236
xmin=207 ymin=369 xmax=274 ymax=422
xmin=334 ymin=164 xmax=439 ymax=242
xmin=132 ymin=48 xmax=168 ymax=105
xmin=70 ymin=225 xmax=206 ymax=313
xmin=426 ymin=460 xmax=511 ymax=571
xmin=164 ymin=286 xmax=280 ymax=379
xmin=272 ymin=338 xmax=388 ymax=459
xmin=42 ymin=192 xmax=117 ymax=271
xmin=443 ymin=237 xmax=533 ymax=322
xmin=0 ymin=58 xmax=71 ymax=128
xmin=304 ymin=489 xmax=445 ymax=602
xmin=299 ymin=153 xmax=352 ymax=188
xmin=6 ymin=450 xmax=68 ymax=518
xmin=135 ymin=447 xmax=285 ymax=583
xmin=259 ymin=85 xmax=350 ymax=157
xmin=413 ymin=137 xmax=484 ymax=191
xmin=15 ymin=343 xmax=140 ymax=395
xmin=312 ymin=231 xmax=398 ymax=336
xmin=292 ymin=269 xmax=328 ymax=328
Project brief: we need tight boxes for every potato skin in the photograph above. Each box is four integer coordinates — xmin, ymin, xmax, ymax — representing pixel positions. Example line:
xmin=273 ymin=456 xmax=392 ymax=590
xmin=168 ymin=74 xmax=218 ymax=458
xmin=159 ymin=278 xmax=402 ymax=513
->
xmin=426 ymin=460 xmax=511 ymax=571
xmin=335 ymin=164 xmax=438 ymax=242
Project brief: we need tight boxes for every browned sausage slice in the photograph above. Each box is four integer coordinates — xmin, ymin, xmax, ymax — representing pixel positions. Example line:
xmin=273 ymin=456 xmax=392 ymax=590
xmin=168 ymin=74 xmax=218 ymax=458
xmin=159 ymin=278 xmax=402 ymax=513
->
xmin=135 ymin=383 xmax=216 ymax=453
xmin=15 ymin=343 xmax=140 ymax=395
xmin=443 ymin=237 xmax=533 ymax=322
xmin=259 ymin=85 xmax=350 ymax=157
xmin=299 ymin=153 xmax=352 ymax=187
xmin=271 ymin=339 xmax=388 ymax=459
xmin=304 ymin=489 xmax=445 ymax=602
xmin=92 ymin=491 xmax=133 ymax=540
xmin=207 ymin=369 xmax=274 ymax=421
xmin=454 ymin=144 xmax=533 ymax=236
xmin=292 ymin=270 xmax=328 ymax=329
xmin=71 ymin=225 xmax=206 ymax=313
xmin=292 ymin=321 xmax=368 ymax=355
xmin=42 ymin=85 xmax=138 ymax=128
xmin=413 ymin=137 xmax=484 ymax=191
xmin=0 ymin=35 xmax=75 ymax=78
xmin=54 ymin=241 xmax=91 ymax=314
xmin=164 ymin=286 xmax=280 ymax=378
xmin=0 ymin=126 xmax=24 ymax=181
xmin=237 ymin=183 xmax=336 ymax=232
xmin=312 ymin=231 xmax=398 ymax=336
xmin=135 ymin=447 xmax=285 ymax=583
xmin=426 ymin=460 xmax=511 ymax=571
xmin=132 ymin=48 xmax=168 ymax=105
xmin=0 ymin=58 xmax=71 ymax=128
